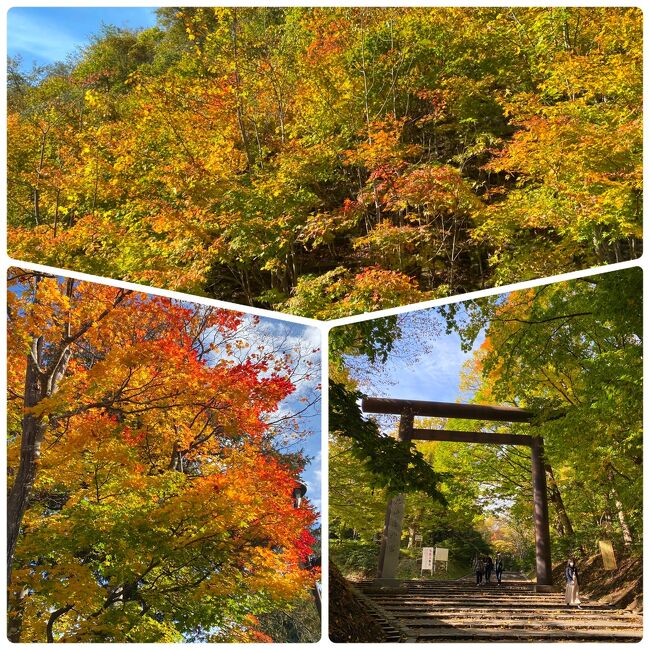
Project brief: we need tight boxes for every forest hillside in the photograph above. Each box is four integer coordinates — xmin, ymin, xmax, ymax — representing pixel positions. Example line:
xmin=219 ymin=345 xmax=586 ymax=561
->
xmin=8 ymin=7 xmax=642 ymax=317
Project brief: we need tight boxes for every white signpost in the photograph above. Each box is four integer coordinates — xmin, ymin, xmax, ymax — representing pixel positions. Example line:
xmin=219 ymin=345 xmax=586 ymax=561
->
xmin=422 ymin=547 xmax=450 ymax=575
xmin=421 ymin=547 xmax=434 ymax=575
xmin=434 ymin=547 xmax=449 ymax=572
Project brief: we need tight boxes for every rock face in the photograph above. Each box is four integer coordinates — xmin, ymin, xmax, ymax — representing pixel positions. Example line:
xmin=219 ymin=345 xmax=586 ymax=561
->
xmin=328 ymin=563 xmax=387 ymax=642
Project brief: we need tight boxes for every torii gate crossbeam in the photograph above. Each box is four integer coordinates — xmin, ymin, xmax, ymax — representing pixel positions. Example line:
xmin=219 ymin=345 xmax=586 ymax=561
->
xmin=362 ymin=397 xmax=554 ymax=591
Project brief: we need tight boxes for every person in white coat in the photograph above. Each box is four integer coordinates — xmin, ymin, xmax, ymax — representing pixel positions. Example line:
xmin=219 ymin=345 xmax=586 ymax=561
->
xmin=565 ymin=558 xmax=581 ymax=607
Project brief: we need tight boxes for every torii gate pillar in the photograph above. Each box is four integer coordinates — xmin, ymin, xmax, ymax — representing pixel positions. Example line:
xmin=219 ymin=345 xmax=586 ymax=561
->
xmin=376 ymin=410 xmax=413 ymax=582
xmin=531 ymin=436 xmax=554 ymax=590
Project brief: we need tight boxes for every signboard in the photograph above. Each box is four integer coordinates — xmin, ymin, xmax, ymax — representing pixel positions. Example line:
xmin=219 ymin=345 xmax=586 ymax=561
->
xmin=421 ymin=547 xmax=434 ymax=572
xmin=599 ymin=540 xmax=617 ymax=570
xmin=434 ymin=547 xmax=449 ymax=562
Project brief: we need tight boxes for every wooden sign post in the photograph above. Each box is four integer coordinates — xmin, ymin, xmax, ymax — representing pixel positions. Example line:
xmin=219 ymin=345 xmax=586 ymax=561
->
xmin=599 ymin=540 xmax=617 ymax=570
xmin=434 ymin=547 xmax=449 ymax=573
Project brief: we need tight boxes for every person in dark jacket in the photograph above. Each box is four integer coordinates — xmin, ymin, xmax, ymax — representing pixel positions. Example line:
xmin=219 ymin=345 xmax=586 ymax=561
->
xmin=473 ymin=555 xmax=484 ymax=585
xmin=565 ymin=558 xmax=581 ymax=607
xmin=484 ymin=556 xmax=494 ymax=583
xmin=495 ymin=553 xmax=504 ymax=584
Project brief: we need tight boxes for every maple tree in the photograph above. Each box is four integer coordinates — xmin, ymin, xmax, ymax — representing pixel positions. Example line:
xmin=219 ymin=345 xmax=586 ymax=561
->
xmin=7 ymin=7 xmax=642 ymax=318
xmin=7 ymin=269 xmax=319 ymax=642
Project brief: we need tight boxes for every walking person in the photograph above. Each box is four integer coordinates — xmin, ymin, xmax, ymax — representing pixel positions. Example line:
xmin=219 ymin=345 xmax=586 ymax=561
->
xmin=473 ymin=555 xmax=484 ymax=585
xmin=484 ymin=555 xmax=494 ymax=583
xmin=565 ymin=558 xmax=581 ymax=607
xmin=495 ymin=553 xmax=504 ymax=584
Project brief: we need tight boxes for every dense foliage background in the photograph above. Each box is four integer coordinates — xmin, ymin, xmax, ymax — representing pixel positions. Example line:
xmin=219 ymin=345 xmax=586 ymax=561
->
xmin=8 ymin=7 xmax=642 ymax=317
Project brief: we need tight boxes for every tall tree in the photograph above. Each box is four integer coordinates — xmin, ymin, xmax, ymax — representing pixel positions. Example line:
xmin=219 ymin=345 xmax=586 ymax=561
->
xmin=7 ymin=270 xmax=318 ymax=642
xmin=444 ymin=267 xmax=642 ymax=554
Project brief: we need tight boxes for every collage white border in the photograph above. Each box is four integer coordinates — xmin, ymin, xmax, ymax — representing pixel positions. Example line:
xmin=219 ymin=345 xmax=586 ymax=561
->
xmin=1 ymin=1 xmax=647 ymax=648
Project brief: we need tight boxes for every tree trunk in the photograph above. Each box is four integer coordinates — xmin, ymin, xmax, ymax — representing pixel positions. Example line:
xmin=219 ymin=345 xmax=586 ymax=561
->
xmin=33 ymin=130 xmax=47 ymax=226
xmin=231 ymin=10 xmax=253 ymax=170
xmin=607 ymin=468 xmax=633 ymax=546
xmin=47 ymin=605 xmax=73 ymax=643
xmin=7 ymin=280 xmax=130 ymax=586
xmin=545 ymin=464 xmax=575 ymax=537
xmin=7 ymin=337 xmax=47 ymax=585
xmin=7 ymin=337 xmax=52 ymax=643
xmin=8 ymin=584 xmax=29 ymax=642
xmin=407 ymin=526 xmax=416 ymax=549
xmin=53 ymin=188 xmax=61 ymax=238
xmin=615 ymin=498 xmax=633 ymax=546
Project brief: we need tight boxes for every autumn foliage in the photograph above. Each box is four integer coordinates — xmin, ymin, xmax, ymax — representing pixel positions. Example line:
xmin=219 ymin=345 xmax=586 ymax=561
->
xmin=7 ymin=7 xmax=642 ymax=317
xmin=7 ymin=270 xmax=318 ymax=642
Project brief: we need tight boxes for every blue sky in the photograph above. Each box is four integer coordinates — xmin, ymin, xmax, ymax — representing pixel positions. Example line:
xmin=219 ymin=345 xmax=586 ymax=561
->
xmin=342 ymin=307 xmax=485 ymax=432
xmin=8 ymin=7 xmax=158 ymax=70
xmin=250 ymin=317 xmax=322 ymax=515
xmin=157 ymin=311 xmax=322 ymax=515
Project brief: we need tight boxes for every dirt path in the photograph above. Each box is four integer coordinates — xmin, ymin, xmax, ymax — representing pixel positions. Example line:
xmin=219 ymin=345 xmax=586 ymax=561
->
xmin=352 ymin=572 xmax=643 ymax=642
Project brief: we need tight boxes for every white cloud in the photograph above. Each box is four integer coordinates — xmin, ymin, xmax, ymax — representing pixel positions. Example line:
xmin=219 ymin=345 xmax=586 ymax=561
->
xmin=8 ymin=11 xmax=80 ymax=63
xmin=361 ymin=336 xmax=474 ymax=403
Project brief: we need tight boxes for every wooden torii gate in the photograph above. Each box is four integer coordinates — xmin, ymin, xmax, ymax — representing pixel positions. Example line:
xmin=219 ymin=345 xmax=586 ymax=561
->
xmin=362 ymin=397 xmax=554 ymax=592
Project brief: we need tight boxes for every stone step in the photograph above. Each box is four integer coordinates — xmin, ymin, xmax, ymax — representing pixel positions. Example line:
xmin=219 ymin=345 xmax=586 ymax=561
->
xmin=380 ymin=610 xmax=639 ymax=622
xmin=378 ymin=588 xmax=537 ymax=594
xmin=356 ymin=579 xmax=532 ymax=588
xmin=403 ymin=618 xmax=642 ymax=630
xmin=370 ymin=598 xmax=589 ymax=607
xmin=354 ymin=577 xmax=643 ymax=642
xmin=369 ymin=592 xmax=566 ymax=598
xmin=410 ymin=627 xmax=643 ymax=641
xmin=373 ymin=602 xmax=614 ymax=613
xmin=384 ymin=585 xmax=534 ymax=588
xmin=372 ymin=588 xmax=561 ymax=592
xmin=350 ymin=587 xmax=405 ymax=642
xmin=358 ymin=583 xmax=541 ymax=589
xmin=369 ymin=592 xmax=580 ymax=598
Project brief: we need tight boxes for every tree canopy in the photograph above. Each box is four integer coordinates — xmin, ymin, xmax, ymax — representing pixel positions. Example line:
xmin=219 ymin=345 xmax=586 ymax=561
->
xmin=8 ymin=7 xmax=642 ymax=318
xmin=7 ymin=269 xmax=319 ymax=642
xmin=443 ymin=267 xmax=642 ymax=556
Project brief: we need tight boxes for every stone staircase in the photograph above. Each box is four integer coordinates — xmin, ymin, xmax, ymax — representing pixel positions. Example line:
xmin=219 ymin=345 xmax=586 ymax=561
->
xmin=352 ymin=573 xmax=643 ymax=642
